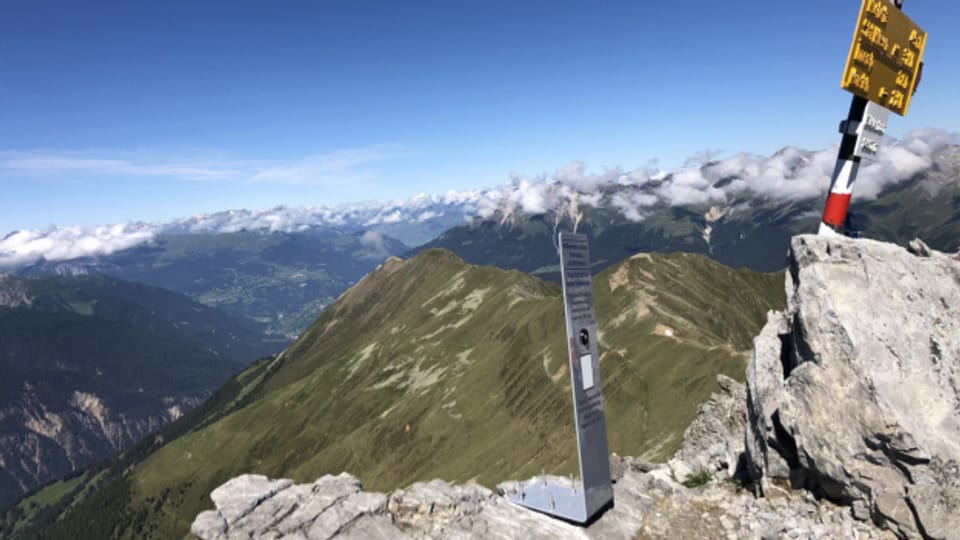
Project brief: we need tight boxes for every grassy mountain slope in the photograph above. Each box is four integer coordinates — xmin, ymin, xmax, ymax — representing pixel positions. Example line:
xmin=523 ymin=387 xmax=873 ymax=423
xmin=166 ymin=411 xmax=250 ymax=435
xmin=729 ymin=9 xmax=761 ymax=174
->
xmin=13 ymin=248 xmax=784 ymax=539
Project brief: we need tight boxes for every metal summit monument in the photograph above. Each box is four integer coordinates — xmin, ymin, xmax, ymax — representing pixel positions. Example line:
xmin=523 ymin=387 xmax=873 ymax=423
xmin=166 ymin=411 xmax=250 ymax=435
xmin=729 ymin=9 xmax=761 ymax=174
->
xmin=507 ymin=232 xmax=614 ymax=523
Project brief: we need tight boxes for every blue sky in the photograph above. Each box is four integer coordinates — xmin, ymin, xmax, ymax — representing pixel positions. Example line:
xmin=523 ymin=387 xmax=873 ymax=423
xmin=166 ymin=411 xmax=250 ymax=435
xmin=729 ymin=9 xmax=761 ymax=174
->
xmin=1 ymin=0 xmax=958 ymax=235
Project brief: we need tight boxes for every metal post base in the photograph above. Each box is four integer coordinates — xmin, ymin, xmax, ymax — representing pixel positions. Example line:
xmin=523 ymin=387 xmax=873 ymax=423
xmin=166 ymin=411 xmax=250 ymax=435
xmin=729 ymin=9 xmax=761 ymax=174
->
xmin=506 ymin=476 xmax=590 ymax=523
xmin=506 ymin=233 xmax=614 ymax=525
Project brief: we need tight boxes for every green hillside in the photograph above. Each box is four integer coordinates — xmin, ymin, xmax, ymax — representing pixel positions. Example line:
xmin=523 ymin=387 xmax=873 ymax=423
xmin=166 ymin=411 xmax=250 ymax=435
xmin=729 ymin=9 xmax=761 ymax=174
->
xmin=11 ymin=249 xmax=784 ymax=539
xmin=16 ymin=274 xmax=283 ymax=364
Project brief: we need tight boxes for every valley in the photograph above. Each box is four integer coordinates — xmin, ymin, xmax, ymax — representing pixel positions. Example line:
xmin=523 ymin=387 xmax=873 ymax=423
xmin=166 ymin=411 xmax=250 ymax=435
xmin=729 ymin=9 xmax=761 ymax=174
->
xmin=0 ymin=274 xmax=279 ymax=510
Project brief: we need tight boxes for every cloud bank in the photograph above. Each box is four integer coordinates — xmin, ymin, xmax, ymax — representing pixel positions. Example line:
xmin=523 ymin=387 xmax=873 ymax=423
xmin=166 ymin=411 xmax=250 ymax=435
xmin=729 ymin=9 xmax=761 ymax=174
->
xmin=481 ymin=128 xmax=956 ymax=225
xmin=1 ymin=225 xmax=157 ymax=268
xmin=1 ymin=129 xmax=955 ymax=269
xmin=249 ymin=146 xmax=413 ymax=185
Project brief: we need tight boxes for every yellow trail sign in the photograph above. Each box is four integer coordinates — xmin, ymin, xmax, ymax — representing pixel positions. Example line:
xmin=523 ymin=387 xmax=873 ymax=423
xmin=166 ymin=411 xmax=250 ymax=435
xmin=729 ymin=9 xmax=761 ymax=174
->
xmin=841 ymin=0 xmax=926 ymax=116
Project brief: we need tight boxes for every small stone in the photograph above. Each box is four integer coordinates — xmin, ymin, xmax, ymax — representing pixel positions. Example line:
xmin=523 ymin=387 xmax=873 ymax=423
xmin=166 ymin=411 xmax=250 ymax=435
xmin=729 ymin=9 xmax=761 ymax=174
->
xmin=907 ymin=238 xmax=932 ymax=257
xmin=190 ymin=511 xmax=227 ymax=540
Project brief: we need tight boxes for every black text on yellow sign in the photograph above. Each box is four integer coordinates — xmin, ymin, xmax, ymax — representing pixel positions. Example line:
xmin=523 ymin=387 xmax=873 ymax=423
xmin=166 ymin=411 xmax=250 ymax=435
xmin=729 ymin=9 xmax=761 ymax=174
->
xmin=841 ymin=0 xmax=927 ymax=116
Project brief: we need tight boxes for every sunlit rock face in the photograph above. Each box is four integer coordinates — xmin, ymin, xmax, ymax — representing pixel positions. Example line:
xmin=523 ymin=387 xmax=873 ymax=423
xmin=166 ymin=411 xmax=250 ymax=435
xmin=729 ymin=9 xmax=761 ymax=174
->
xmin=746 ymin=235 xmax=960 ymax=539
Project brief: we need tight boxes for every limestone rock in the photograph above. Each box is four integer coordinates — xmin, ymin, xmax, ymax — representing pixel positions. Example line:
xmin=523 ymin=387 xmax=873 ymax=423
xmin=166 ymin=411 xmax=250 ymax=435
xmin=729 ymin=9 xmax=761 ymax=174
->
xmin=907 ymin=238 xmax=932 ymax=257
xmin=190 ymin=473 xmax=394 ymax=540
xmin=609 ymin=453 xmax=655 ymax=482
xmin=193 ymin=466 xmax=895 ymax=540
xmin=745 ymin=235 xmax=960 ymax=539
xmin=744 ymin=310 xmax=793 ymax=485
xmin=672 ymin=374 xmax=748 ymax=483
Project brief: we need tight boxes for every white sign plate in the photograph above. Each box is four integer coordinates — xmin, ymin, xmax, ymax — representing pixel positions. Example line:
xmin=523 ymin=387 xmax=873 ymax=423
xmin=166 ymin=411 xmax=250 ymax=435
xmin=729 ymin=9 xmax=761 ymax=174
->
xmin=855 ymin=101 xmax=890 ymax=159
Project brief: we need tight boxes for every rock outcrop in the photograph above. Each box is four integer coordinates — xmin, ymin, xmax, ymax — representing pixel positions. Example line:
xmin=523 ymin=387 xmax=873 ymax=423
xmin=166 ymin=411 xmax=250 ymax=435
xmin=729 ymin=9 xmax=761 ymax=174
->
xmin=192 ymin=466 xmax=894 ymax=540
xmin=0 ymin=384 xmax=204 ymax=509
xmin=669 ymin=373 xmax=748 ymax=483
xmin=191 ymin=372 xmax=894 ymax=540
xmin=745 ymin=235 xmax=960 ymax=539
xmin=0 ymin=275 xmax=29 ymax=308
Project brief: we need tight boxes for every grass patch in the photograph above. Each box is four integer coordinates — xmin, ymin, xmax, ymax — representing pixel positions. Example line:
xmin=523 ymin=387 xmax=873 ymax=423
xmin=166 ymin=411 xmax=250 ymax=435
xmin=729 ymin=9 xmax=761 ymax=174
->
xmin=682 ymin=470 xmax=713 ymax=489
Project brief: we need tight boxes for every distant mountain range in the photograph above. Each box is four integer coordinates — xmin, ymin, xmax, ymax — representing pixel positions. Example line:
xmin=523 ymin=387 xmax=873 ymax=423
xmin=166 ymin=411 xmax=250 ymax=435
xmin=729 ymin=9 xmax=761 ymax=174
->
xmin=0 ymin=274 xmax=279 ymax=510
xmin=1 ymin=134 xmax=954 ymax=339
xmin=3 ymin=248 xmax=784 ymax=539
xmin=416 ymin=144 xmax=960 ymax=277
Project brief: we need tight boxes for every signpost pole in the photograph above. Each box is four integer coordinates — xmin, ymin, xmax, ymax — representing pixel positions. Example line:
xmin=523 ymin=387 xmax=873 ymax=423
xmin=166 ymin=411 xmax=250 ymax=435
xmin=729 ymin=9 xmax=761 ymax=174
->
xmin=819 ymin=0 xmax=924 ymax=236
xmin=818 ymin=96 xmax=869 ymax=236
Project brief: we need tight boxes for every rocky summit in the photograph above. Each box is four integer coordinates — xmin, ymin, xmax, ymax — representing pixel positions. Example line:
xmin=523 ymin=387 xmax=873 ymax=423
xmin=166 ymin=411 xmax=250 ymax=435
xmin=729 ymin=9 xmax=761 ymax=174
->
xmin=746 ymin=235 xmax=960 ymax=539
xmin=191 ymin=376 xmax=895 ymax=540
xmin=192 ymin=234 xmax=958 ymax=540
xmin=191 ymin=468 xmax=898 ymax=540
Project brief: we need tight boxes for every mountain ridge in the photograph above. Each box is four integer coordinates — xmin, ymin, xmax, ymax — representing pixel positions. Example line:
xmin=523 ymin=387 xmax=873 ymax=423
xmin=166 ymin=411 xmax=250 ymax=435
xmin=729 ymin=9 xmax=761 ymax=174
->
xmin=188 ymin=234 xmax=960 ymax=540
xmin=5 ymin=246 xmax=785 ymax=538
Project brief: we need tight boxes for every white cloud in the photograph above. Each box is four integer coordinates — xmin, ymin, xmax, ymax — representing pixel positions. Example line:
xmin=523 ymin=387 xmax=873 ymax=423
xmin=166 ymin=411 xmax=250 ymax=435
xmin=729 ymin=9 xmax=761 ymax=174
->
xmin=854 ymin=129 xmax=945 ymax=199
xmin=0 ymin=144 xmax=413 ymax=186
xmin=0 ymin=224 xmax=156 ymax=267
xmin=1 ymin=154 xmax=244 ymax=181
xmin=684 ymin=148 xmax=723 ymax=167
xmin=249 ymin=146 xmax=413 ymax=185
xmin=655 ymin=167 xmax=725 ymax=206
xmin=359 ymin=230 xmax=392 ymax=257
xmin=0 ymin=129 xmax=955 ymax=269
xmin=609 ymin=192 xmax=657 ymax=222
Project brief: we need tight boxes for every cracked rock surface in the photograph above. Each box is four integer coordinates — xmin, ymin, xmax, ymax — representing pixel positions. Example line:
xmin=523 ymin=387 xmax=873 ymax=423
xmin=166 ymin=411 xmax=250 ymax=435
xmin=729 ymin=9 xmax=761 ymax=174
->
xmin=192 ymin=466 xmax=897 ymax=540
xmin=745 ymin=235 xmax=960 ymax=539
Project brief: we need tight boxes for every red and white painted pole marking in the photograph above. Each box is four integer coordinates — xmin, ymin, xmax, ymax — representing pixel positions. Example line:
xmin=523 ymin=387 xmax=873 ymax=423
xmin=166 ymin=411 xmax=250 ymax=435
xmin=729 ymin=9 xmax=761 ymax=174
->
xmin=819 ymin=0 xmax=917 ymax=237
xmin=819 ymin=157 xmax=860 ymax=236
xmin=818 ymin=97 xmax=867 ymax=237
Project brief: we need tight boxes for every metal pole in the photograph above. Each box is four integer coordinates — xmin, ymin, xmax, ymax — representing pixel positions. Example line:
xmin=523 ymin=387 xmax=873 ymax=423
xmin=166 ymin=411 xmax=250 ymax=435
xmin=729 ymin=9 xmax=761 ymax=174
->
xmin=818 ymin=96 xmax=867 ymax=236
xmin=818 ymin=0 xmax=906 ymax=237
